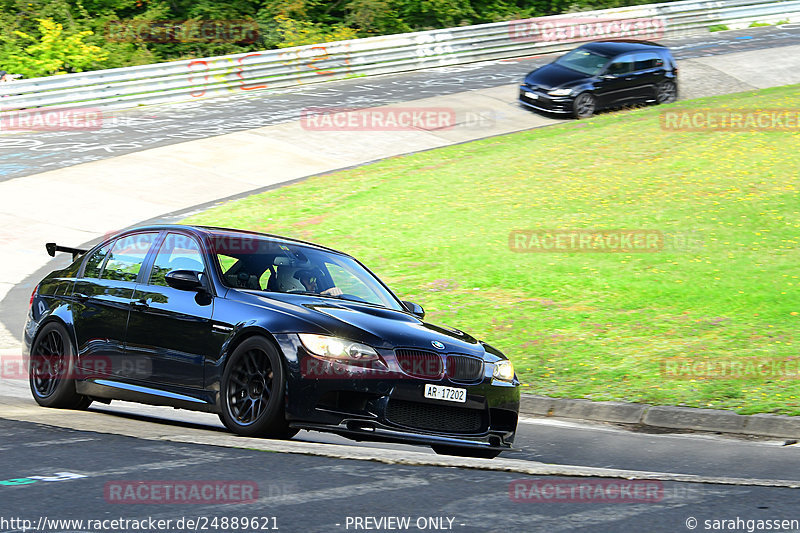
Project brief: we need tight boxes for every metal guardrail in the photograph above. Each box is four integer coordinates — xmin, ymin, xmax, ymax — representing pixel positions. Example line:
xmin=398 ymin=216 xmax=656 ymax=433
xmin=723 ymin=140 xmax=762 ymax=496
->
xmin=1 ymin=0 xmax=798 ymax=112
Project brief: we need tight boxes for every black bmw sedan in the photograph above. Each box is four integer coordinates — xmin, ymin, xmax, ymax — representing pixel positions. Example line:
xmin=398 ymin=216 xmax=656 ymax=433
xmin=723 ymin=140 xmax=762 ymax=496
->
xmin=24 ymin=225 xmax=520 ymax=458
xmin=519 ymin=40 xmax=678 ymax=118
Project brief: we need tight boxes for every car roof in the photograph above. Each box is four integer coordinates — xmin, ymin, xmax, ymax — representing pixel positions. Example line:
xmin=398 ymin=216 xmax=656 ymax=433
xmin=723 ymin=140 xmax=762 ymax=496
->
xmin=119 ymin=224 xmax=345 ymax=255
xmin=578 ymin=40 xmax=666 ymax=57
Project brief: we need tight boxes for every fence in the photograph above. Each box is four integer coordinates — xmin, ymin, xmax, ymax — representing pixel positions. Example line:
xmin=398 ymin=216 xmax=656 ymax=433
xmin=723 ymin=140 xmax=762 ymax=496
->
xmin=1 ymin=0 xmax=798 ymax=112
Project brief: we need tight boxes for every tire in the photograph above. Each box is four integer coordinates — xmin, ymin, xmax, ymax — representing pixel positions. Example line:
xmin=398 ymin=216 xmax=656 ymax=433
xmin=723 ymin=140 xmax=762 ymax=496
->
xmin=572 ymin=92 xmax=596 ymax=119
xmin=218 ymin=337 xmax=297 ymax=439
xmin=29 ymin=322 xmax=92 ymax=410
xmin=656 ymin=80 xmax=678 ymax=104
xmin=431 ymin=445 xmax=501 ymax=459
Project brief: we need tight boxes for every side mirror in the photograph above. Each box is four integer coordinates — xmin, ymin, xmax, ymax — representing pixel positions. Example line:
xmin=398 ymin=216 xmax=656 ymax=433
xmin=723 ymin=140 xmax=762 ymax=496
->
xmin=165 ymin=270 xmax=204 ymax=291
xmin=402 ymin=300 xmax=425 ymax=319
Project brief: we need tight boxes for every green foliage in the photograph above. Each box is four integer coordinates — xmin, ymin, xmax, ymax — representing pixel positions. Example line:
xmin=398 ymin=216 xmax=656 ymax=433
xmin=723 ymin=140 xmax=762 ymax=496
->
xmin=4 ymin=18 xmax=108 ymax=76
xmin=345 ymin=0 xmax=410 ymax=35
xmin=272 ymin=14 xmax=359 ymax=48
xmin=397 ymin=0 xmax=476 ymax=29
xmin=0 ymin=0 xmax=687 ymax=76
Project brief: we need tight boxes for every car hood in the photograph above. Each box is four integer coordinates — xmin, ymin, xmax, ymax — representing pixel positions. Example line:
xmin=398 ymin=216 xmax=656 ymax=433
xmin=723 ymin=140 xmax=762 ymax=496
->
xmin=242 ymin=291 xmax=487 ymax=357
xmin=524 ymin=63 xmax=587 ymax=90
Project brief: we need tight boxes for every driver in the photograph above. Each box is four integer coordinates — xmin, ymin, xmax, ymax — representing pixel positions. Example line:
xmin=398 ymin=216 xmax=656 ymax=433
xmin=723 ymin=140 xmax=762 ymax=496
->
xmin=294 ymin=269 xmax=343 ymax=297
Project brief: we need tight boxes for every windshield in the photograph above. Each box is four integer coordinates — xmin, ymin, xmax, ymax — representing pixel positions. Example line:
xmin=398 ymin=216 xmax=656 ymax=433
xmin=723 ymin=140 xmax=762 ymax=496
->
xmin=554 ymin=48 xmax=610 ymax=76
xmin=209 ymin=232 xmax=404 ymax=311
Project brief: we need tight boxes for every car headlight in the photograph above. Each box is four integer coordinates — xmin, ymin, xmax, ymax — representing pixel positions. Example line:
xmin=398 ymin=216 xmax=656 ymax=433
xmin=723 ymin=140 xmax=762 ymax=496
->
xmin=548 ymin=88 xmax=573 ymax=96
xmin=493 ymin=360 xmax=515 ymax=381
xmin=298 ymin=333 xmax=378 ymax=361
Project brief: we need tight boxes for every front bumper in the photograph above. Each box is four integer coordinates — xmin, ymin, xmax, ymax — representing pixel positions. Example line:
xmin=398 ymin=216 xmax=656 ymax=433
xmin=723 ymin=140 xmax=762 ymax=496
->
xmin=518 ymin=85 xmax=574 ymax=114
xmin=293 ymin=420 xmax=513 ymax=451
xmin=276 ymin=335 xmax=520 ymax=449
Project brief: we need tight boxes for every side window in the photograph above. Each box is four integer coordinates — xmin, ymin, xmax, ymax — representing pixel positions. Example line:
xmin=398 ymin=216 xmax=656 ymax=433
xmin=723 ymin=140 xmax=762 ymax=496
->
xmin=633 ymin=52 xmax=662 ymax=71
xmin=101 ymin=233 xmax=157 ymax=282
xmin=149 ymin=233 xmax=205 ymax=286
xmin=82 ymin=242 xmax=112 ymax=279
xmin=607 ymin=55 xmax=634 ymax=75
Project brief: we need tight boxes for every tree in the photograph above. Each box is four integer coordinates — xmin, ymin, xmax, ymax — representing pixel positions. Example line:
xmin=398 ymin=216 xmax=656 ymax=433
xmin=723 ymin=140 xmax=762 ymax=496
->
xmin=273 ymin=14 xmax=358 ymax=48
xmin=345 ymin=0 xmax=410 ymax=35
xmin=4 ymin=18 xmax=108 ymax=77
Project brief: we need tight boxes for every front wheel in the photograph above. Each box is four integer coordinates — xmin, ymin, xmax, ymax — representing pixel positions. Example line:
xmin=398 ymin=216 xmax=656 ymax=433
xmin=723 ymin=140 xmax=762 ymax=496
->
xmin=29 ymin=322 xmax=92 ymax=409
xmin=656 ymin=80 xmax=678 ymax=104
xmin=572 ymin=92 xmax=596 ymax=119
xmin=431 ymin=445 xmax=501 ymax=459
xmin=218 ymin=337 xmax=297 ymax=439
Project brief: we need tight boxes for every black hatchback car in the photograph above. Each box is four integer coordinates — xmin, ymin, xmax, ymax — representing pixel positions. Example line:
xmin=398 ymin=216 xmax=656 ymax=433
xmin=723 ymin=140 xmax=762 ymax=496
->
xmin=24 ymin=225 xmax=520 ymax=458
xmin=519 ymin=40 xmax=678 ymax=118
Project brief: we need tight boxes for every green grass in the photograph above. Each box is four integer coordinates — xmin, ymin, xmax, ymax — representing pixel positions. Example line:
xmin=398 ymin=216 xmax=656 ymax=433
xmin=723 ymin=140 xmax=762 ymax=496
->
xmin=708 ymin=24 xmax=730 ymax=32
xmin=749 ymin=20 xmax=791 ymax=28
xmin=185 ymin=84 xmax=800 ymax=415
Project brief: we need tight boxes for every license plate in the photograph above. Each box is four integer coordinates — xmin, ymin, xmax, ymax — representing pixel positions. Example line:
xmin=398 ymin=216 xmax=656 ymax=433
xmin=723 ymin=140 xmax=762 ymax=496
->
xmin=424 ymin=384 xmax=466 ymax=403
xmin=525 ymin=91 xmax=539 ymax=99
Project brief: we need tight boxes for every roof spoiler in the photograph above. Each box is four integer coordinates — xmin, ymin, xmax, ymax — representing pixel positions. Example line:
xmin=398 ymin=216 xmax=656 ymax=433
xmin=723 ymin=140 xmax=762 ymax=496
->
xmin=46 ymin=243 xmax=88 ymax=260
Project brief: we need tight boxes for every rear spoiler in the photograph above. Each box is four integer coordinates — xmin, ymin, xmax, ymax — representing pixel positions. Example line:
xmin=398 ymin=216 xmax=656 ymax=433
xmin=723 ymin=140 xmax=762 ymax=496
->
xmin=46 ymin=243 xmax=88 ymax=260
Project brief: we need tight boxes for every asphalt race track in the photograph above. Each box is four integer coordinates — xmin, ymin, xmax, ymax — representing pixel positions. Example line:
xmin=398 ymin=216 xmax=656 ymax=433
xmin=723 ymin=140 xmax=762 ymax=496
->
xmin=3 ymin=23 xmax=800 ymax=533
xmin=2 ymin=24 xmax=800 ymax=181
xmin=2 ymin=414 xmax=800 ymax=533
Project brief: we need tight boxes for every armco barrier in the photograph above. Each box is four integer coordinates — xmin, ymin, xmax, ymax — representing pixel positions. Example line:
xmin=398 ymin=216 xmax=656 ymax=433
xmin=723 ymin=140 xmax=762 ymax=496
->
xmin=1 ymin=0 xmax=798 ymax=112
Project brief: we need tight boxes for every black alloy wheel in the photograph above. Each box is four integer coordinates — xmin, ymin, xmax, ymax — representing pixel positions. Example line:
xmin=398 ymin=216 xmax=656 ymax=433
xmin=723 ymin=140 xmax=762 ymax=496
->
xmin=572 ymin=92 xmax=597 ymax=119
xmin=219 ymin=337 xmax=297 ymax=438
xmin=656 ymin=80 xmax=678 ymax=104
xmin=29 ymin=322 xmax=92 ymax=409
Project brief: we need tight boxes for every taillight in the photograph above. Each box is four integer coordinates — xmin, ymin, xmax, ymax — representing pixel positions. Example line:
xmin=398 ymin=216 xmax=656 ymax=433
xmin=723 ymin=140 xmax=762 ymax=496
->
xmin=29 ymin=285 xmax=39 ymax=307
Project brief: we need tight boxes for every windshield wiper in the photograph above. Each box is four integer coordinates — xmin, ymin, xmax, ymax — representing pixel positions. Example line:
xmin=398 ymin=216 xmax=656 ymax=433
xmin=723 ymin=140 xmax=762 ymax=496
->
xmin=276 ymin=290 xmax=376 ymax=306
xmin=280 ymin=290 xmax=349 ymax=300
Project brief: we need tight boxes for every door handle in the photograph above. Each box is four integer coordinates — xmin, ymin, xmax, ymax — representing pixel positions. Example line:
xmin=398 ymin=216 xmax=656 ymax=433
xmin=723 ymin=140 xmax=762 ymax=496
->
xmin=73 ymin=293 xmax=90 ymax=302
xmin=131 ymin=299 xmax=150 ymax=310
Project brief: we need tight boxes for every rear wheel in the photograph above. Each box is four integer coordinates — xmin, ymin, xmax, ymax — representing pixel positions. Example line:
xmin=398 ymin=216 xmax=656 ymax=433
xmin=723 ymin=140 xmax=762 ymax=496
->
xmin=219 ymin=337 xmax=297 ymax=439
xmin=656 ymin=80 xmax=677 ymax=104
xmin=431 ymin=445 xmax=501 ymax=459
xmin=572 ymin=92 xmax=596 ymax=119
xmin=29 ymin=322 xmax=92 ymax=409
